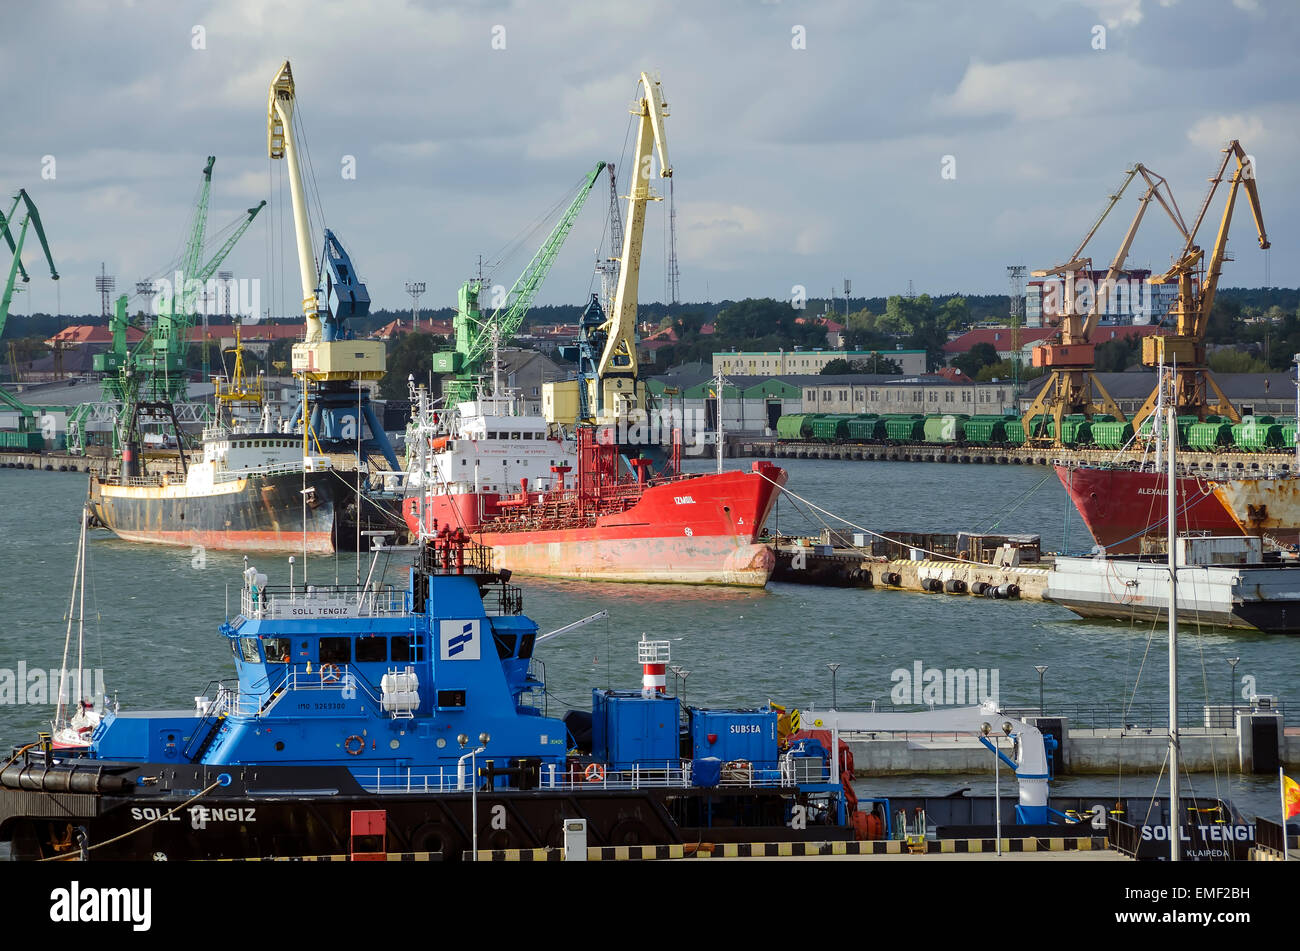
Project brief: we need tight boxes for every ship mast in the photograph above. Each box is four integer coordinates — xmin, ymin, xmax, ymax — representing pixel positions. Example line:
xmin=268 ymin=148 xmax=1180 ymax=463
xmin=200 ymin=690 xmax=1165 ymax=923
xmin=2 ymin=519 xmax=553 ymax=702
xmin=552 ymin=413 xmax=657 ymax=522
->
xmin=1167 ymin=398 xmax=1180 ymax=862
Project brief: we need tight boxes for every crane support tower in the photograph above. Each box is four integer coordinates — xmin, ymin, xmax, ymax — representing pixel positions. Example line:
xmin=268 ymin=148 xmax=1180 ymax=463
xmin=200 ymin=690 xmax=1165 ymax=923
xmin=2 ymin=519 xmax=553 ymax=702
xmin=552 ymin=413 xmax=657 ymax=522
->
xmin=1129 ymin=140 xmax=1268 ymax=429
xmin=545 ymin=72 xmax=671 ymax=427
xmin=1021 ymin=164 xmax=1186 ymax=447
xmin=267 ymin=60 xmax=398 ymax=470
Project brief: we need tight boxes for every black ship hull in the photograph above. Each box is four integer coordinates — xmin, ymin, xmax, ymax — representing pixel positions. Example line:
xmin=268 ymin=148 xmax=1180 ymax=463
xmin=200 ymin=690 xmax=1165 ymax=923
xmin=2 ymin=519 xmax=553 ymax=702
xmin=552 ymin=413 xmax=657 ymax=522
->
xmin=88 ymin=469 xmax=340 ymax=554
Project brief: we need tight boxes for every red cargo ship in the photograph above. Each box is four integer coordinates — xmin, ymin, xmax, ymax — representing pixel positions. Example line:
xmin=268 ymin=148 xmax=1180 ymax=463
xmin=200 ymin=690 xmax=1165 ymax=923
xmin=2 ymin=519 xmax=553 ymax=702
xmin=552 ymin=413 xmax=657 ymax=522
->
xmin=1055 ymin=463 xmax=1242 ymax=554
xmin=402 ymin=393 xmax=785 ymax=585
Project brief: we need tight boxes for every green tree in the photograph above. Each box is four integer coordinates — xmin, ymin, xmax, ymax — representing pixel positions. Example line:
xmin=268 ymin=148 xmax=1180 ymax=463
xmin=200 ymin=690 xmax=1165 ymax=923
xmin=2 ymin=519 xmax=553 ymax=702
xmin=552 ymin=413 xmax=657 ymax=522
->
xmin=1208 ymin=348 xmax=1270 ymax=374
xmin=379 ymin=332 xmax=447 ymax=400
xmin=951 ymin=341 xmax=998 ymax=378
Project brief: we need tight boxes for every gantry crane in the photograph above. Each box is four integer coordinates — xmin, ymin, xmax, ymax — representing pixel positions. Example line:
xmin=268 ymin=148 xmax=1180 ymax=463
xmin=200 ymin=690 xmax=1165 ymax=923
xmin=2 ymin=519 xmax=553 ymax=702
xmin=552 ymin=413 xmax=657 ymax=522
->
xmin=545 ymin=72 xmax=671 ymax=426
xmin=267 ymin=59 xmax=399 ymax=470
xmin=1021 ymin=164 xmax=1186 ymax=446
xmin=1130 ymin=140 xmax=1268 ymax=429
xmin=436 ymin=161 xmax=606 ymax=407
xmin=0 ymin=189 xmax=59 ymax=427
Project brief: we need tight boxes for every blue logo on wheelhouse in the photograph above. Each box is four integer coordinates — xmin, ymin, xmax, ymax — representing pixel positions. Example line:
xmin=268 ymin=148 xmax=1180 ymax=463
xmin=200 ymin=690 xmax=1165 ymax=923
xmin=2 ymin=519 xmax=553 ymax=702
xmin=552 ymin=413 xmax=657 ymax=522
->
xmin=440 ymin=620 xmax=479 ymax=660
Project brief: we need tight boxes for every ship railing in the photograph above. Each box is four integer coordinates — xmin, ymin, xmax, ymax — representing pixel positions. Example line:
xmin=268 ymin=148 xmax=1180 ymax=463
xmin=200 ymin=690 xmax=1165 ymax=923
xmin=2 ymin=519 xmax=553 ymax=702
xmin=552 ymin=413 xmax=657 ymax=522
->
xmin=212 ymin=460 xmax=318 ymax=483
xmin=277 ymin=666 xmax=386 ymax=711
xmin=241 ymin=583 xmax=407 ymax=620
xmin=356 ymin=762 xmax=793 ymax=794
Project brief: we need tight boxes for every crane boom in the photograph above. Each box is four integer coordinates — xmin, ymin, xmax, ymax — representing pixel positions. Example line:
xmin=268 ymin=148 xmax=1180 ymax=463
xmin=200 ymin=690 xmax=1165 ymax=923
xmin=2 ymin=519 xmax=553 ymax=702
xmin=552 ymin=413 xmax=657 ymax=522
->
xmin=1133 ymin=140 xmax=1268 ymax=427
xmin=442 ymin=163 xmax=606 ymax=406
xmin=592 ymin=72 xmax=671 ymax=421
xmin=267 ymin=60 xmax=323 ymax=342
xmin=0 ymin=190 xmax=59 ymax=339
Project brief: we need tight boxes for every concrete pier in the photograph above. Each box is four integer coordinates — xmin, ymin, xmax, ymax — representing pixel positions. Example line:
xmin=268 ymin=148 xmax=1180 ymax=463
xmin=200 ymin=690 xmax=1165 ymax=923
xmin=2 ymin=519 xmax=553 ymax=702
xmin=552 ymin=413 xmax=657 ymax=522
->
xmin=740 ymin=437 xmax=1296 ymax=472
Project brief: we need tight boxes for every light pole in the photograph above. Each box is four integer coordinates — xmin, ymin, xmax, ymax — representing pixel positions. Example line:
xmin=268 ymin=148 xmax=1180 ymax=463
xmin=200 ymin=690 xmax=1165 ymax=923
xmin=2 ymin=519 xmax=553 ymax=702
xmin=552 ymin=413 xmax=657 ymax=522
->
xmin=405 ymin=281 xmax=426 ymax=331
xmin=668 ymin=664 xmax=683 ymax=698
xmin=1227 ymin=657 xmax=1240 ymax=723
xmin=678 ymin=669 xmax=690 ymax=709
xmin=1034 ymin=665 xmax=1048 ymax=716
xmin=982 ymin=721 xmax=1013 ymax=856
xmin=458 ymin=731 xmax=490 ymax=861
xmin=827 ymin=663 xmax=841 ymax=710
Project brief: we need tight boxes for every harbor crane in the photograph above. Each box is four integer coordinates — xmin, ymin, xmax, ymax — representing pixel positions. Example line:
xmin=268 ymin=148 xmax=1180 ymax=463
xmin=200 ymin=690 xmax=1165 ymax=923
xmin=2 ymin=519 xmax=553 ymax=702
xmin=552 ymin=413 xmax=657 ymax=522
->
xmin=545 ymin=72 xmax=671 ymax=426
xmin=267 ymin=59 xmax=399 ymax=470
xmin=66 ymin=158 xmax=264 ymax=454
xmin=1130 ymin=139 xmax=1268 ymax=429
xmin=1021 ymin=164 xmax=1186 ymax=447
xmin=436 ymin=162 xmax=607 ymax=407
xmin=0 ymin=189 xmax=59 ymax=431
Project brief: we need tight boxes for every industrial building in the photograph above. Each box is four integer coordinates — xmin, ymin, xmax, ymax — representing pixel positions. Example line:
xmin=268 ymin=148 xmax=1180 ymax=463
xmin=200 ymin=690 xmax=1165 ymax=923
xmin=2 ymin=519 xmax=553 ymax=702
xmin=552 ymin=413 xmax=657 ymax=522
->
xmin=711 ymin=348 xmax=928 ymax=377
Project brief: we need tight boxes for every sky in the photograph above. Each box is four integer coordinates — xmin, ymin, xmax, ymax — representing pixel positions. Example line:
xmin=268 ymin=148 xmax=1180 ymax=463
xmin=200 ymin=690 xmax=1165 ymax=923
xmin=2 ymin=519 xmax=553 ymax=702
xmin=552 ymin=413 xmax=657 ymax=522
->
xmin=1 ymin=0 xmax=1295 ymax=320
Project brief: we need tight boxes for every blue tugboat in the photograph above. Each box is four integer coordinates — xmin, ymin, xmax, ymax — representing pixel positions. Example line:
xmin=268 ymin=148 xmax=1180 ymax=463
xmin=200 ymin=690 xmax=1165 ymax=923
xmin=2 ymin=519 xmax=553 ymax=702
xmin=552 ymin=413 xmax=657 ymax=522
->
xmin=0 ymin=530 xmax=1249 ymax=861
xmin=0 ymin=533 xmax=854 ymax=860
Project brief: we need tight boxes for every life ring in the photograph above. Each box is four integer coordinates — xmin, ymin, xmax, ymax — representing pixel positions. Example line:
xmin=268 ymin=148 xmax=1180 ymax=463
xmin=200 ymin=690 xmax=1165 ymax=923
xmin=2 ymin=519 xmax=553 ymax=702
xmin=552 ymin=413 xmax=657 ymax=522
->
xmin=319 ymin=663 xmax=341 ymax=683
xmin=344 ymin=735 xmax=364 ymax=755
xmin=584 ymin=763 xmax=605 ymax=783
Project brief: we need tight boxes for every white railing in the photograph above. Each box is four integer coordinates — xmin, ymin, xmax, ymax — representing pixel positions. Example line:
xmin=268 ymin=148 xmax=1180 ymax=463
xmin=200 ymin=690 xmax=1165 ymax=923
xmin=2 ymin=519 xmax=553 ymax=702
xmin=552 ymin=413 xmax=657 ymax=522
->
xmin=356 ymin=762 xmax=802 ymax=794
xmin=240 ymin=585 xmax=407 ymax=620
xmin=212 ymin=460 xmax=317 ymax=484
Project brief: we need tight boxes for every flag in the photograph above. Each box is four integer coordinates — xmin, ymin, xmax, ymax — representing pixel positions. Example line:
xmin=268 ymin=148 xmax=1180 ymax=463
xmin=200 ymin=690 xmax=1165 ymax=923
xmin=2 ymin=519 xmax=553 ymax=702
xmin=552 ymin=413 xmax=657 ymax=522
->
xmin=1285 ymin=774 xmax=1300 ymax=820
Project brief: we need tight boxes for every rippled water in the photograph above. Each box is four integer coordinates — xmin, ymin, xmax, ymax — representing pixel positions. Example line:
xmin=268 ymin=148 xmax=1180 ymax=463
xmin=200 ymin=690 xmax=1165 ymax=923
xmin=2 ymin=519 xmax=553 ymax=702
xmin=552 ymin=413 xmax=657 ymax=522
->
xmin=1 ymin=460 xmax=1294 ymax=823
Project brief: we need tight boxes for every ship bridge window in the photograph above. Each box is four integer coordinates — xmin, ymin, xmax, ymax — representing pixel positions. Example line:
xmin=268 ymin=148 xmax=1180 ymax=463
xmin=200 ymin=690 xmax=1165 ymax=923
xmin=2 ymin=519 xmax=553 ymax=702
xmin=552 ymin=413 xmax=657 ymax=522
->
xmin=319 ymin=637 xmax=351 ymax=665
xmin=264 ymin=638 xmax=290 ymax=663
xmin=239 ymin=638 xmax=261 ymax=663
xmin=355 ymin=636 xmax=387 ymax=663
xmin=493 ymin=632 xmax=518 ymax=659
xmin=517 ymin=633 xmax=536 ymax=660
xmin=510 ymin=432 xmax=521 ymax=440
xmin=391 ymin=635 xmax=412 ymax=663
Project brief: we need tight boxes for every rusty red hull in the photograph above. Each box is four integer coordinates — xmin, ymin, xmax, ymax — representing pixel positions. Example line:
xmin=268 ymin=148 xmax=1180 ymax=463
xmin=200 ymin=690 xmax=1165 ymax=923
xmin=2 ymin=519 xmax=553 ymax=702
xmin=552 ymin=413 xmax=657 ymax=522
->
xmin=403 ymin=462 xmax=786 ymax=585
xmin=1056 ymin=463 xmax=1241 ymax=554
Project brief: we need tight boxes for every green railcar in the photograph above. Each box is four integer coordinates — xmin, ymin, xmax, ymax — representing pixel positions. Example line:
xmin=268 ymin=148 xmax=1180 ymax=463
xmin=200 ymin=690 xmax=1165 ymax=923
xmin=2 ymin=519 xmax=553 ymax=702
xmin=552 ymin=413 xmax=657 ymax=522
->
xmin=961 ymin=414 xmax=1015 ymax=445
xmin=845 ymin=415 xmax=885 ymax=441
xmin=1186 ymin=421 xmax=1233 ymax=452
xmin=809 ymin=414 xmax=856 ymax=441
xmin=881 ymin=414 xmax=926 ymax=442
xmin=0 ymin=431 xmax=44 ymax=451
xmin=922 ymin=414 xmax=968 ymax=444
xmin=1004 ymin=418 xmax=1029 ymax=446
xmin=1090 ymin=419 xmax=1135 ymax=450
xmin=1056 ymin=414 xmax=1093 ymax=448
xmin=776 ymin=414 xmax=818 ymax=440
xmin=1231 ymin=416 xmax=1284 ymax=452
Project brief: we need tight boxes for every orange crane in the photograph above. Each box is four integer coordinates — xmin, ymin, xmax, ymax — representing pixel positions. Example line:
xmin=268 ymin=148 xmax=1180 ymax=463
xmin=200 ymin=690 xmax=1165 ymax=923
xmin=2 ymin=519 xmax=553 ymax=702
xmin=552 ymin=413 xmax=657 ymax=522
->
xmin=1021 ymin=164 xmax=1186 ymax=446
xmin=1130 ymin=139 xmax=1268 ymax=429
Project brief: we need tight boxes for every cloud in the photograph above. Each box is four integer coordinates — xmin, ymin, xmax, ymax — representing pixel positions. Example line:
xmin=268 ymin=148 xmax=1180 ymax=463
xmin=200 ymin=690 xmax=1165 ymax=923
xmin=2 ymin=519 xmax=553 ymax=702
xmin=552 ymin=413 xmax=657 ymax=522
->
xmin=1187 ymin=114 xmax=1268 ymax=151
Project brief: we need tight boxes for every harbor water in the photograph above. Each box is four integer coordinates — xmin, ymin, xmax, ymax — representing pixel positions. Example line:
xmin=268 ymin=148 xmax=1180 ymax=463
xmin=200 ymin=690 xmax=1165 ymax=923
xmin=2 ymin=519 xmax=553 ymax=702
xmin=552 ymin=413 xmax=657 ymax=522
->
xmin=0 ymin=460 xmax=1294 ymax=828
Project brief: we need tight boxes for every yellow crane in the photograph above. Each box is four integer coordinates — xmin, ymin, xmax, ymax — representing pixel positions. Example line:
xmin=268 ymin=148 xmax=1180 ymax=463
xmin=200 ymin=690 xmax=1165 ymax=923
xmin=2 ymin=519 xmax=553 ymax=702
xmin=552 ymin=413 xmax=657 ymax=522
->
xmin=1130 ymin=140 xmax=1268 ymax=429
xmin=1021 ymin=163 xmax=1186 ymax=446
xmin=545 ymin=72 xmax=671 ymax=426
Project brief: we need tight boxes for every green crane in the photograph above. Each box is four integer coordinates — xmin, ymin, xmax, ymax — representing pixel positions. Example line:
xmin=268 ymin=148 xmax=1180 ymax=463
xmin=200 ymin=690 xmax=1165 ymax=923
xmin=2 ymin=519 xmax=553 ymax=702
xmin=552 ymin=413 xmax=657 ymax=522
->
xmin=0 ymin=189 xmax=59 ymax=431
xmin=435 ymin=161 xmax=605 ymax=406
xmin=130 ymin=156 xmax=265 ymax=403
xmin=69 ymin=158 xmax=265 ymax=454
